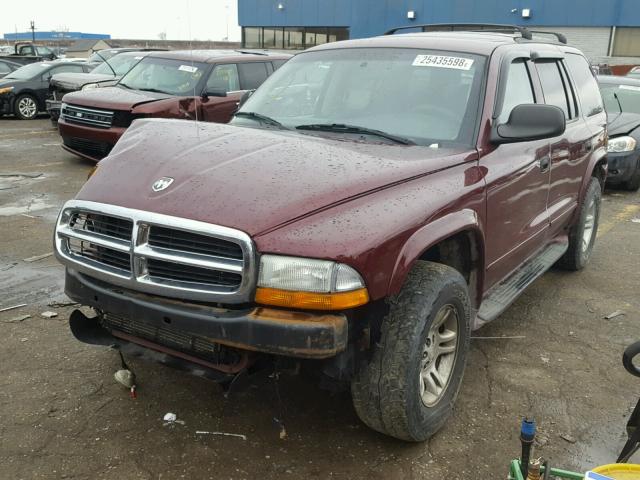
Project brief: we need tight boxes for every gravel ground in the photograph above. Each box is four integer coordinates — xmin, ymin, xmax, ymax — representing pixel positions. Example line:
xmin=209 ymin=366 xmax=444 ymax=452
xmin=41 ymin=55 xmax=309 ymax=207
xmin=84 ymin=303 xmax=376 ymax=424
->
xmin=1 ymin=118 xmax=639 ymax=479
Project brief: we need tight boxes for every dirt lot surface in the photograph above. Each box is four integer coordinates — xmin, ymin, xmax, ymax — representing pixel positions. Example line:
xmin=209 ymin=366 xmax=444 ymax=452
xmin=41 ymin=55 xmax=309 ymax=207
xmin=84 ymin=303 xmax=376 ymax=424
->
xmin=1 ymin=118 xmax=639 ymax=479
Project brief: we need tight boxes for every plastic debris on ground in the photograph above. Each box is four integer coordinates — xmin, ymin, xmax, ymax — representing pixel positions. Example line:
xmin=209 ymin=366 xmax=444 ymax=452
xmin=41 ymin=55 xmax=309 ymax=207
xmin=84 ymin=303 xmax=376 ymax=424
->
xmin=604 ymin=310 xmax=625 ymax=320
xmin=163 ymin=412 xmax=185 ymax=427
xmin=195 ymin=430 xmax=246 ymax=440
xmin=40 ymin=311 xmax=58 ymax=318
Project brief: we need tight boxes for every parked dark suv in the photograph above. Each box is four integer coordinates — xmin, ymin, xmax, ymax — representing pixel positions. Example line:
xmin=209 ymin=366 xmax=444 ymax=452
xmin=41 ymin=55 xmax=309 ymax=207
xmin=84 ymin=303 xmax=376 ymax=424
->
xmin=54 ymin=25 xmax=606 ymax=441
xmin=56 ymin=50 xmax=291 ymax=161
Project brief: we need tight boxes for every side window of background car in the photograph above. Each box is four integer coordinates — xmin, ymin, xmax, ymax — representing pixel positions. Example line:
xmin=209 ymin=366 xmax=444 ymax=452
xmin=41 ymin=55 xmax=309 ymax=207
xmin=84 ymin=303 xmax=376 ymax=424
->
xmin=44 ymin=64 xmax=84 ymax=80
xmin=498 ymin=59 xmax=535 ymax=124
xmin=536 ymin=60 xmax=577 ymax=120
xmin=206 ymin=64 xmax=240 ymax=93
xmin=0 ymin=63 xmax=11 ymax=74
xmin=565 ymin=54 xmax=604 ymax=117
xmin=272 ymin=59 xmax=288 ymax=71
xmin=238 ymin=62 xmax=269 ymax=90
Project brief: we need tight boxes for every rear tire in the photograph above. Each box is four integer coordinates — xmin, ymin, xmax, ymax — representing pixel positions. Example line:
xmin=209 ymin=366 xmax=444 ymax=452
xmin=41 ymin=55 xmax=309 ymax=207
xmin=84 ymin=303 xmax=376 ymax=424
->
xmin=14 ymin=94 xmax=39 ymax=120
xmin=351 ymin=261 xmax=471 ymax=441
xmin=557 ymin=177 xmax=601 ymax=271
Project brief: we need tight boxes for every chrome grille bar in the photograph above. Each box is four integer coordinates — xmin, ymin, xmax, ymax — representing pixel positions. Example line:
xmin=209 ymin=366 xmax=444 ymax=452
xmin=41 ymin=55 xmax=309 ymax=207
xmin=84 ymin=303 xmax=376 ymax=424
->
xmin=61 ymin=103 xmax=114 ymax=128
xmin=54 ymin=200 xmax=256 ymax=303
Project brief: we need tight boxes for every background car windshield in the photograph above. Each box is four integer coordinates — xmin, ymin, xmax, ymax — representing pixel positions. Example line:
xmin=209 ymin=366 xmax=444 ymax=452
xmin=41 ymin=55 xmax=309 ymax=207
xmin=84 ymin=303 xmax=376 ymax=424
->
xmin=236 ymin=48 xmax=486 ymax=146
xmin=4 ymin=62 xmax=51 ymax=80
xmin=118 ymin=57 xmax=206 ymax=95
xmin=601 ymin=83 xmax=640 ymax=114
xmin=91 ymin=54 xmax=144 ymax=76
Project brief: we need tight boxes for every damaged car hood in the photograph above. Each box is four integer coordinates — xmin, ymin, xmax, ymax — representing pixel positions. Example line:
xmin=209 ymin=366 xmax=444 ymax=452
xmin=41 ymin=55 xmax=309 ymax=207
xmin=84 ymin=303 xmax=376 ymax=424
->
xmin=62 ymin=86 xmax=171 ymax=111
xmin=51 ymin=72 xmax=118 ymax=90
xmin=77 ymin=119 xmax=473 ymax=236
xmin=607 ymin=112 xmax=640 ymax=137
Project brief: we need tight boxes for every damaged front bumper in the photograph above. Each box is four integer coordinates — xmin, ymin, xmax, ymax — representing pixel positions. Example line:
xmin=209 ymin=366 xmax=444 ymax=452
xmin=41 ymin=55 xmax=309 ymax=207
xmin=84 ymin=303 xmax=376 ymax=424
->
xmin=64 ymin=269 xmax=348 ymax=362
xmin=606 ymin=150 xmax=640 ymax=184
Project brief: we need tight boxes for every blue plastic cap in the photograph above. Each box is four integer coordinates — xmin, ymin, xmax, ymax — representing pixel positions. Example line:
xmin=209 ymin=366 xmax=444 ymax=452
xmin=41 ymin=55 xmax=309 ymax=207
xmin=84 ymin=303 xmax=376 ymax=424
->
xmin=520 ymin=418 xmax=536 ymax=439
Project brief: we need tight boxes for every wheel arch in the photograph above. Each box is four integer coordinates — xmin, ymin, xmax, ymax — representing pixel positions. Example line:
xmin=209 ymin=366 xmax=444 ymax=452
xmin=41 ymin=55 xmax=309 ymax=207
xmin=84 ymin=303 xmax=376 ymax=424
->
xmin=387 ymin=209 xmax=485 ymax=308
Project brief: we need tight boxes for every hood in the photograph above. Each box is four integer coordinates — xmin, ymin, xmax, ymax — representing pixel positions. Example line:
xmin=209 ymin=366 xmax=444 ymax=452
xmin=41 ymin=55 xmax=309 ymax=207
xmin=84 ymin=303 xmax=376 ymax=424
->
xmin=62 ymin=86 xmax=171 ymax=111
xmin=77 ymin=119 xmax=473 ymax=236
xmin=51 ymin=72 xmax=117 ymax=91
xmin=607 ymin=112 xmax=640 ymax=137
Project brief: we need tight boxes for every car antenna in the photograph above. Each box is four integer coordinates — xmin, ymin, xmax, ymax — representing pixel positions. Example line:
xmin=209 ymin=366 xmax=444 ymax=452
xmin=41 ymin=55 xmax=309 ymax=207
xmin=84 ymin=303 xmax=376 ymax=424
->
xmin=186 ymin=0 xmax=200 ymax=139
xmin=92 ymin=49 xmax=116 ymax=77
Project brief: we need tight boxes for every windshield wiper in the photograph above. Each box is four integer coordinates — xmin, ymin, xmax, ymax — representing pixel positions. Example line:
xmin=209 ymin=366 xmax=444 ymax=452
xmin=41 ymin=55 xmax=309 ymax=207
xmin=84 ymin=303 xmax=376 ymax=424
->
xmin=118 ymin=82 xmax=132 ymax=89
xmin=295 ymin=123 xmax=415 ymax=145
xmin=234 ymin=111 xmax=286 ymax=128
xmin=137 ymin=87 xmax=171 ymax=95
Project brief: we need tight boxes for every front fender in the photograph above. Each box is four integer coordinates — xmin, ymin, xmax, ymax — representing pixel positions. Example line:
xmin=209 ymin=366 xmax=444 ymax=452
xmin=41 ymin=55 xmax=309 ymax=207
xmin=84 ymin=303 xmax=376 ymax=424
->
xmin=388 ymin=209 xmax=485 ymax=306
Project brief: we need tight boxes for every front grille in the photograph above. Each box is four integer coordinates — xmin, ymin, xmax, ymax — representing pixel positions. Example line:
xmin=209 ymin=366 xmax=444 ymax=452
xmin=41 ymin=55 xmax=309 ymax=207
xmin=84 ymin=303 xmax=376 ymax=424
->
xmin=147 ymin=259 xmax=242 ymax=288
xmin=61 ymin=103 xmax=114 ymax=128
xmin=55 ymin=200 xmax=255 ymax=303
xmin=102 ymin=312 xmax=243 ymax=365
xmin=148 ymin=226 xmax=243 ymax=260
xmin=63 ymin=135 xmax=113 ymax=159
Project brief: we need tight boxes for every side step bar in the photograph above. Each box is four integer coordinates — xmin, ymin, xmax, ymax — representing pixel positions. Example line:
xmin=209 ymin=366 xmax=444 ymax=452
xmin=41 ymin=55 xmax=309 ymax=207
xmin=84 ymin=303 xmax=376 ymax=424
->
xmin=477 ymin=239 xmax=568 ymax=324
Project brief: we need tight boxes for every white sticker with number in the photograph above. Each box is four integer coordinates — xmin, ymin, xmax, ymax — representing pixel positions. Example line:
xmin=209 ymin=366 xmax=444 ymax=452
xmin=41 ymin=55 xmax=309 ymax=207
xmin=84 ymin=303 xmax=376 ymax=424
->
xmin=178 ymin=65 xmax=198 ymax=73
xmin=412 ymin=55 xmax=474 ymax=70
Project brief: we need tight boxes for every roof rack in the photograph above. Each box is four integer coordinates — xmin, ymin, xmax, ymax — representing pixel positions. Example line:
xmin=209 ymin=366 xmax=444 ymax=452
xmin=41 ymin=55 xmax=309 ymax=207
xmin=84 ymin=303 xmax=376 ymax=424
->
xmin=383 ymin=23 xmax=533 ymax=39
xmin=526 ymin=30 xmax=567 ymax=44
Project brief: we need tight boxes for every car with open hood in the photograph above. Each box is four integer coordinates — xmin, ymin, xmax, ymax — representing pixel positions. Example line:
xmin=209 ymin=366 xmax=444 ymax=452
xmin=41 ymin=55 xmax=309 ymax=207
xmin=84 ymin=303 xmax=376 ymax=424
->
xmin=0 ymin=60 xmax=92 ymax=119
xmin=47 ymin=51 xmax=153 ymax=125
xmin=598 ymin=74 xmax=640 ymax=190
xmin=54 ymin=25 xmax=606 ymax=441
xmin=56 ymin=50 xmax=291 ymax=161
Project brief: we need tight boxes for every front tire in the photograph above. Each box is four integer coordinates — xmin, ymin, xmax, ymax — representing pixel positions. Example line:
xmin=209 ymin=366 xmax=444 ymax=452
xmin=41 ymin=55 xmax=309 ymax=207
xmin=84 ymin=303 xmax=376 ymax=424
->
xmin=351 ymin=261 xmax=471 ymax=441
xmin=557 ymin=177 xmax=601 ymax=271
xmin=14 ymin=94 xmax=39 ymax=120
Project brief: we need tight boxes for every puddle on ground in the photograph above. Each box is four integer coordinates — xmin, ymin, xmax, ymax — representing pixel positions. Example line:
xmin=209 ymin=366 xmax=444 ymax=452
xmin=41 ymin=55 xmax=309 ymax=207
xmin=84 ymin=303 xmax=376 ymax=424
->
xmin=0 ymin=197 xmax=57 ymax=217
xmin=0 ymin=261 xmax=66 ymax=307
xmin=568 ymin=413 xmax=634 ymax=470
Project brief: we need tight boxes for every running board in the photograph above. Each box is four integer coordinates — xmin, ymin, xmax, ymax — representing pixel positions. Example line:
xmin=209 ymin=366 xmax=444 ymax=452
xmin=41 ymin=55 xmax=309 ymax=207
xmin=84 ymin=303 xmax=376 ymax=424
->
xmin=477 ymin=240 xmax=568 ymax=324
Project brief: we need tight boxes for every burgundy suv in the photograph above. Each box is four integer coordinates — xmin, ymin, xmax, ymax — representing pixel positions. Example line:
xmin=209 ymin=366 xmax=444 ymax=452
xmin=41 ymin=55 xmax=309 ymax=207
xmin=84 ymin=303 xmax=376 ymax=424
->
xmin=54 ymin=25 xmax=606 ymax=441
xmin=57 ymin=50 xmax=291 ymax=161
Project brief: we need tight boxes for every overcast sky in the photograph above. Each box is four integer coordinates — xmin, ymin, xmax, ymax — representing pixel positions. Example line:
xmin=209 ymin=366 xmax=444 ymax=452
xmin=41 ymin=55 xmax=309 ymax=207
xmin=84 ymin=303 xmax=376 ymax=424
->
xmin=2 ymin=0 xmax=241 ymax=41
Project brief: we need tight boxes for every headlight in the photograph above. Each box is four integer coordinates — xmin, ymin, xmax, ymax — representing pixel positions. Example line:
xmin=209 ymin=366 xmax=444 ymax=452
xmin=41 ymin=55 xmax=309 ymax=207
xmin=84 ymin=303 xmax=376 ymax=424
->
xmin=0 ymin=86 xmax=14 ymax=95
xmin=81 ymin=83 xmax=99 ymax=91
xmin=255 ymin=255 xmax=369 ymax=310
xmin=607 ymin=136 xmax=637 ymax=153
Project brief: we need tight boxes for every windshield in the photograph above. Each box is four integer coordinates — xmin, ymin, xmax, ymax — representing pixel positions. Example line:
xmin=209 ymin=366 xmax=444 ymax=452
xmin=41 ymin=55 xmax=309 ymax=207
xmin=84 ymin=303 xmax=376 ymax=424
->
xmin=5 ymin=62 xmax=51 ymax=80
xmin=233 ymin=48 xmax=486 ymax=146
xmin=601 ymin=83 xmax=640 ymax=115
xmin=118 ymin=57 xmax=206 ymax=96
xmin=91 ymin=54 xmax=144 ymax=76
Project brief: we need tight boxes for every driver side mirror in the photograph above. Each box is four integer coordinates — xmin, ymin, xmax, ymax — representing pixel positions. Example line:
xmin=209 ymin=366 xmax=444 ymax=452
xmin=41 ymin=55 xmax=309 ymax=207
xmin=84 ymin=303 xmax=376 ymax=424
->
xmin=490 ymin=104 xmax=565 ymax=144
xmin=201 ymin=88 xmax=227 ymax=99
xmin=238 ymin=89 xmax=255 ymax=108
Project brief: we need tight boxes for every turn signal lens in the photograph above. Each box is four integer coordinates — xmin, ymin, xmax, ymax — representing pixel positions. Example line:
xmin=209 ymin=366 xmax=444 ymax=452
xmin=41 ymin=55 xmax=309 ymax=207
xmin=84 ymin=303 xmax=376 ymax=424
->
xmin=255 ymin=287 xmax=369 ymax=310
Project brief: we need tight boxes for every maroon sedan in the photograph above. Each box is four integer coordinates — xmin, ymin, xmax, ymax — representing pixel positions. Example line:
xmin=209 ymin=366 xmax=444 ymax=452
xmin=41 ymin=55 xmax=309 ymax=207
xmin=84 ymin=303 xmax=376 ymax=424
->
xmin=57 ymin=50 xmax=290 ymax=161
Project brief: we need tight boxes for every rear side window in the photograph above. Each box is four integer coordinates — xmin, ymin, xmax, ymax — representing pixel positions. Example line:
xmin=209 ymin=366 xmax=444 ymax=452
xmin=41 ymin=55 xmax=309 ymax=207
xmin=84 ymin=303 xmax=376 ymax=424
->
xmin=536 ymin=61 xmax=574 ymax=119
xmin=0 ymin=62 xmax=11 ymax=74
xmin=498 ymin=59 xmax=535 ymax=124
xmin=272 ymin=59 xmax=288 ymax=71
xmin=206 ymin=64 xmax=240 ymax=92
xmin=238 ymin=62 xmax=268 ymax=90
xmin=565 ymin=54 xmax=604 ymax=117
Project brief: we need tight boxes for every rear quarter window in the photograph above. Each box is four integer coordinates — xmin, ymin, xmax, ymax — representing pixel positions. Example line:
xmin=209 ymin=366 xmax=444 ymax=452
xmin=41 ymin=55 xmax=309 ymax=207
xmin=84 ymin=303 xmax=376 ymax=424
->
xmin=565 ymin=54 xmax=604 ymax=117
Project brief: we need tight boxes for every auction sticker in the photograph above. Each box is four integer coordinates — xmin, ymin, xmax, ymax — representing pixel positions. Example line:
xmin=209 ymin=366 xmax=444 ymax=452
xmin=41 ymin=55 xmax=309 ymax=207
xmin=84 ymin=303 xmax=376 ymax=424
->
xmin=178 ymin=65 xmax=198 ymax=73
xmin=412 ymin=55 xmax=474 ymax=70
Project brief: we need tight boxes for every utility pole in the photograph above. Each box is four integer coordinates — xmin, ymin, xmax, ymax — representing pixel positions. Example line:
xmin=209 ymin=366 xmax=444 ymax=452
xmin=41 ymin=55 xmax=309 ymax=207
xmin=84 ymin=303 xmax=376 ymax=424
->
xmin=30 ymin=21 xmax=35 ymax=42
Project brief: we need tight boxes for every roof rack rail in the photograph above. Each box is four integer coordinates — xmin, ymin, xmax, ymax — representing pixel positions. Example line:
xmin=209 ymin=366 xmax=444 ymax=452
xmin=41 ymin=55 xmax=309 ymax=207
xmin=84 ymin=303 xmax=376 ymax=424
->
xmin=235 ymin=49 xmax=269 ymax=56
xmin=383 ymin=23 xmax=533 ymax=39
xmin=526 ymin=30 xmax=567 ymax=44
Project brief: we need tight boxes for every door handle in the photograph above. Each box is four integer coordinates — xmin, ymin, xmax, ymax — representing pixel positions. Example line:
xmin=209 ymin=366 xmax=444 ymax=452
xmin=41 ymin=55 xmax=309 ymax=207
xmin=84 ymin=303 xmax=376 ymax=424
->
xmin=539 ymin=155 xmax=550 ymax=173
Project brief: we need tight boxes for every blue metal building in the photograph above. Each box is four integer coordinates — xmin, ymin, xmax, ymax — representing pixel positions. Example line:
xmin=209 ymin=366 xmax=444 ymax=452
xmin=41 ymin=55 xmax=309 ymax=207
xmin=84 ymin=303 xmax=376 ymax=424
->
xmin=238 ymin=0 xmax=640 ymax=60
xmin=3 ymin=31 xmax=111 ymax=41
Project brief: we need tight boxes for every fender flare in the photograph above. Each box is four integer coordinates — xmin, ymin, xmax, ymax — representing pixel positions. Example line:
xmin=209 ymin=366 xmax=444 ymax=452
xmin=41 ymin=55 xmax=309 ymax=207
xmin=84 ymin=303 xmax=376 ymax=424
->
xmin=387 ymin=209 xmax=485 ymax=305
